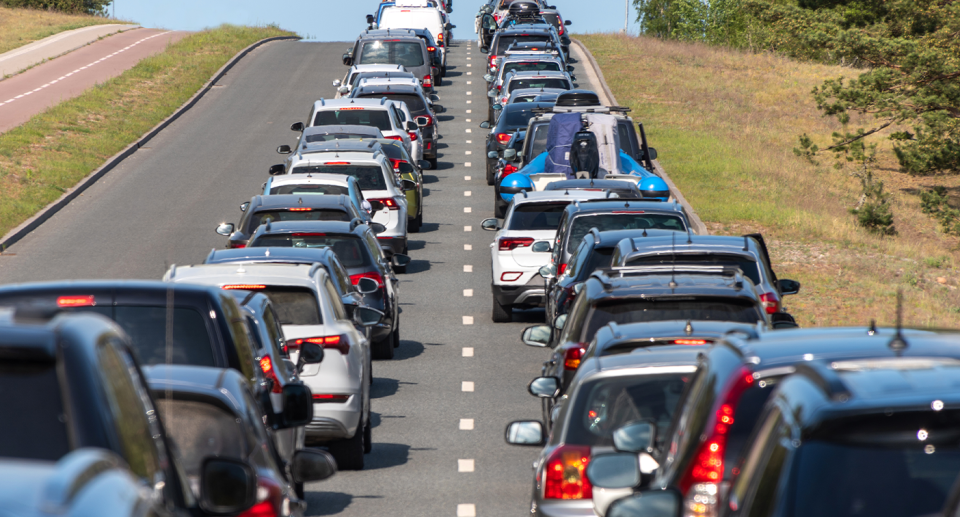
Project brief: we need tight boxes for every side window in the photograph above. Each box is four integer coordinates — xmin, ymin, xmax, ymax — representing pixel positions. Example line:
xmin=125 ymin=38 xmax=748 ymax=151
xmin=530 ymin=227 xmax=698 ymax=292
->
xmin=332 ymin=259 xmax=354 ymax=295
xmin=736 ymin=407 xmax=790 ymax=517
xmin=552 ymin=213 xmax=569 ymax=265
xmin=324 ymin=278 xmax=348 ymax=320
xmin=98 ymin=339 xmax=163 ymax=484
xmin=219 ymin=296 xmax=257 ymax=385
xmin=364 ymin=231 xmax=385 ymax=264
xmin=566 ymin=239 xmax=588 ymax=278
xmin=556 ymin=290 xmax=588 ymax=347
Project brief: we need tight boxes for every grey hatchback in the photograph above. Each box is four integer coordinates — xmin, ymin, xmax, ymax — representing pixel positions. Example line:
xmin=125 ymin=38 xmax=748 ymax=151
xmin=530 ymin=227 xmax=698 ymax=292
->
xmin=343 ymin=30 xmax=434 ymax=92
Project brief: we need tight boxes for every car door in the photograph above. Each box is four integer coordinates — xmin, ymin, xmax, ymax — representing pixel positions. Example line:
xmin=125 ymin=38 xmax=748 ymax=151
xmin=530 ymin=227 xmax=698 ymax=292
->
xmin=480 ymin=13 xmax=496 ymax=49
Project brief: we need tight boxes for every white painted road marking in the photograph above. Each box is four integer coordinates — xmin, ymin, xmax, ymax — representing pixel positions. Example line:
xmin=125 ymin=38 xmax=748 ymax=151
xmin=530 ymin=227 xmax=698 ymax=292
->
xmin=464 ymin=175 xmax=471 ymax=180
xmin=464 ymin=225 xmax=472 ymax=232
xmin=464 ymin=206 xmax=472 ymax=213
xmin=463 ymin=289 xmax=474 ymax=297
xmin=459 ymin=459 xmax=475 ymax=472
xmin=462 ymin=316 xmax=474 ymax=325
xmin=465 ymin=162 xmax=472 ymax=167
xmin=460 ymin=418 xmax=474 ymax=429
xmin=464 ymin=264 xmax=473 ymax=272
xmin=458 ymin=504 xmax=476 ymax=517
xmin=464 ymin=244 xmax=473 ymax=250
xmin=462 ymin=381 xmax=475 ymax=392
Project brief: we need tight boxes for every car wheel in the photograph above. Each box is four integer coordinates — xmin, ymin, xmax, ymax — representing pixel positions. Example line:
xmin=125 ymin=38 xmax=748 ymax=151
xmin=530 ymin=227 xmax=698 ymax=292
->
xmin=295 ymin=482 xmax=304 ymax=500
xmin=428 ymin=157 xmax=438 ymax=169
xmin=363 ymin=416 xmax=372 ymax=454
xmin=409 ymin=214 xmax=421 ymax=233
xmin=392 ymin=321 xmax=400 ymax=348
xmin=328 ymin=425 xmax=364 ymax=470
xmin=494 ymin=198 xmax=506 ymax=218
xmin=492 ymin=297 xmax=512 ymax=322
xmin=372 ymin=330 xmax=395 ymax=359
xmin=441 ymin=66 xmax=447 ymax=78
xmin=486 ymin=159 xmax=496 ymax=185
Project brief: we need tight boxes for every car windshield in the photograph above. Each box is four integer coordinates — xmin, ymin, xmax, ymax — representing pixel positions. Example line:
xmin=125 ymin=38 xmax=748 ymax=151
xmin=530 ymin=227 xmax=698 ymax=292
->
xmin=568 ymin=214 xmax=687 ymax=252
xmin=786 ymin=412 xmax=960 ymax=517
xmin=270 ymin=184 xmax=350 ymax=196
xmin=567 ymin=374 xmax=689 ymax=447
xmin=584 ymin=298 xmax=763 ymax=338
xmin=502 ymin=61 xmax=562 ymax=76
xmin=314 ymin=109 xmax=392 ymax=131
xmin=259 ymin=286 xmax=321 ymax=326
xmin=250 ymin=234 xmax=371 ymax=268
xmin=626 ymin=254 xmax=762 ymax=286
xmin=508 ymin=78 xmax=569 ymax=92
xmin=289 ymin=166 xmax=387 ymax=191
xmin=0 ymin=362 xmax=71 ymax=461
xmin=508 ymin=202 xmax=569 ymax=230
xmin=155 ymin=399 xmax=247 ymax=479
xmin=359 ymin=41 xmax=425 ymax=67
xmin=502 ymin=108 xmax=540 ymax=129
xmin=248 ymin=209 xmax=350 ymax=231
xmin=357 ymin=93 xmax=426 ymax=115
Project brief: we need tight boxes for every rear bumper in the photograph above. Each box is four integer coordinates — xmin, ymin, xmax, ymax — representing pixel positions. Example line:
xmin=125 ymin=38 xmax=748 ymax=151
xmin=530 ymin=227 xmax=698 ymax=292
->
xmin=492 ymin=283 xmax=545 ymax=307
xmin=305 ymin=393 xmax=362 ymax=441
xmin=377 ymin=235 xmax=407 ymax=255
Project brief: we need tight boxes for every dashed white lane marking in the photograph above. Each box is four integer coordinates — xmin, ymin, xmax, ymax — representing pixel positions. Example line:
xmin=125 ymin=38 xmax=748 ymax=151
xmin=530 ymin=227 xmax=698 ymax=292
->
xmin=467 ymin=57 xmax=472 ymax=60
xmin=466 ymin=91 xmax=472 ymax=95
xmin=467 ymin=63 xmax=472 ymax=67
xmin=460 ymin=418 xmax=474 ymax=429
xmin=459 ymin=459 xmax=475 ymax=472
xmin=464 ymin=225 xmax=472 ymax=232
xmin=462 ymin=381 xmax=475 ymax=392
xmin=464 ymin=190 xmax=472 ymax=196
xmin=0 ymin=31 xmax=171 ymax=108
xmin=466 ymin=100 xmax=472 ymax=104
xmin=466 ymin=109 xmax=472 ymax=113
xmin=464 ymin=244 xmax=473 ymax=250
xmin=465 ymin=175 xmax=472 ymax=180
xmin=465 ymin=128 xmax=472 ymax=133
xmin=464 ymin=264 xmax=473 ymax=272
xmin=466 ymin=140 xmax=472 ymax=143
xmin=467 ymin=81 xmax=472 ymax=84
xmin=463 ymin=347 xmax=475 ymax=357
xmin=464 ymin=207 xmax=472 ymax=213
xmin=464 ymin=289 xmax=474 ymax=297
xmin=465 ymin=150 xmax=472 ymax=155
xmin=458 ymin=504 xmax=476 ymax=517
xmin=467 ymin=72 xmax=472 ymax=75
xmin=465 ymin=162 xmax=472 ymax=166
xmin=463 ymin=315 xmax=474 ymax=325
xmin=466 ymin=118 xmax=472 ymax=122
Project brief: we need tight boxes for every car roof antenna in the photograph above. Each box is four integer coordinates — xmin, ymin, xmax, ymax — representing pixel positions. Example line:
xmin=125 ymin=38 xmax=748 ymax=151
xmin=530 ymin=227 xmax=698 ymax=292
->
xmin=684 ymin=320 xmax=693 ymax=336
xmin=686 ymin=223 xmax=693 ymax=244
xmin=888 ymin=289 xmax=908 ymax=355
xmin=867 ymin=319 xmax=877 ymax=336
xmin=669 ymin=232 xmax=678 ymax=289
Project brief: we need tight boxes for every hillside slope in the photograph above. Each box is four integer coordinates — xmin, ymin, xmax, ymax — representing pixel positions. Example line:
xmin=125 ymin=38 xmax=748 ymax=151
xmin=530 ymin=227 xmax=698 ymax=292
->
xmin=0 ymin=6 xmax=118 ymax=56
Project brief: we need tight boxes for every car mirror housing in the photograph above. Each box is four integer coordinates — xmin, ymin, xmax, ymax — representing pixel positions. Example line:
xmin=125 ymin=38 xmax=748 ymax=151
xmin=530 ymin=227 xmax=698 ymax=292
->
xmin=564 ymin=19 xmax=573 ymax=25
xmin=292 ymin=449 xmax=337 ymax=483
xmin=357 ymin=277 xmax=379 ymax=294
xmin=199 ymin=458 xmax=257 ymax=515
xmin=277 ymin=145 xmax=292 ymax=154
xmin=607 ymin=488 xmax=683 ymax=517
xmin=503 ymin=148 xmax=517 ymax=160
xmin=338 ymin=86 xmax=350 ymax=94
xmin=392 ymin=253 xmax=412 ymax=267
xmin=365 ymin=14 xmax=375 ymax=23
xmin=539 ymin=264 xmax=556 ymax=278
xmin=777 ymin=278 xmax=801 ymax=295
xmin=299 ymin=342 xmax=324 ymax=365
xmin=368 ymin=200 xmax=385 ymax=211
xmin=528 ymin=376 xmax=560 ymax=398
xmin=586 ymin=452 xmax=641 ymax=490
xmin=290 ymin=122 xmax=304 ymax=132
xmin=276 ymin=383 xmax=313 ymax=429
xmin=479 ymin=121 xmax=491 ymax=129
xmin=268 ymin=164 xmax=285 ymax=176
xmin=480 ymin=218 xmax=500 ymax=231
xmin=406 ymin=121 xmax=418 ymax=131
xmin=487 ymin=150 xmax=499 ymax=159
xmin=370 ymin=222 xmax=387 ymax=234
xmin=332 ymin=79 xmax=342 ymax=87
xmin=401 ymin=179 xmax=417 ymax=191
xmin=492 ymin=103 xmax=503 ymax=111
xmin=353 ymin=306 xmax=384 ymax=327
xmin=215 ymin=223 xmax=235 ymax=236
xmin=418 ymin=160 xmax=432 ymax=170
xmin=239 ymin=201 xmax=250 ymax=212
xmin=505 ymin=420 xmax=544 ymax=446
xmin=613 ymin=420 xmax=657 ymax=454
xmin=521 ymin=325 xmax=551 ymax=347
xmin=553 ymin=313 xmax=567 ymax=330
xmin=483 ymin=74 xmax=494 ymax=82
xmin=647 ymin=147 xmax=658 ymax=161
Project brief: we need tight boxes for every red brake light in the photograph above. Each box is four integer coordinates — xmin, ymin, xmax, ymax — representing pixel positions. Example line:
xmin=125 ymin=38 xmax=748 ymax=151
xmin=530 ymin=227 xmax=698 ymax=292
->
xmin=288 ymin=207 xmax=312 ymax=212
xmin=349 ymin=272 xmax=384 ymax=288
xmin=291 ymin=233 xmax=326 ymax=237
xmin=57 ymin=295 xmax=95 ymax=307
xmin=385 ymin=135 xmax=403 ymax=141
xmin=287 ymin=335 xmax=349 ymax=355
xmin=408 ymin=131 xmax=418 ymax=141
xmin=544 ymin=445 xmax=592 ymax=499
xmin=338 ymin=107 xmax=363 ymax=111
xmin=674 ymin=339 xmax=710 ymax=345
xmin=260 ymin=356 xmax=272 ymax=373
xmin=389 ymin=158 xmax=403 ymax=171
xmin=427 ymin=46 xmax=436 ymax=52
xmin=324 ymin=161 xmax=351 ymax=165
xmin=239 ymin=500 xmax=276 ymax=517
xmin=259 ymin=356 xmax=282 ymax=394
xmin=496 ymin=133 xmax=512 ymax=145
xmin=498 ymin=237 xmax=533 ymax=250
xmin=760 ymin=292 xmax=779 ymax=314
xmin=611 ymin=211 xmax=645 ymax=214
xmin=221 ymin=284 xmax=266 ymax=290
xmin=369 ymin=197 xmax=399 ymax=210
xmin=558 ymin=263 xmax=567 ymax=275
xmin=229 ymin=242 xmax=246 ymax=249
xmin=313 ymin=394 xmax=350 ymax=403
xmin=423 ymin=74 xmax=433 ymax=88
xmin=563 ymin=345 xmax=586 ymax=370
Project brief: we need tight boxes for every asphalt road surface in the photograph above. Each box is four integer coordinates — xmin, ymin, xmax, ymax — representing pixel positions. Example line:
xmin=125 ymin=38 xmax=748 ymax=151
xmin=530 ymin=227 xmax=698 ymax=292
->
xmin=0 ymin=38 xmax=593 ymax=516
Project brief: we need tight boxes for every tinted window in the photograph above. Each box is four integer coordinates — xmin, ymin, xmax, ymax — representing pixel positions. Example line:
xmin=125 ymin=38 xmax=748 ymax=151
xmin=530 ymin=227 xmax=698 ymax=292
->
xmin=529 ymin=124 xmax=549 ymax=158
xmin=0 ymin=362 xmax=70 ymax=461
xmin=290 ymin=166 xmax=387 ymax=191
xmin=113 ymin=307 xmax=216 ymax=367
xmin=568 ymin=214 xmax=686 ymax=252
xmin=502 ymin=108 xmax=539 ymax=129
xmin=247 ymin=209 xmax=350 ymax=231
xmin=617 ymin=123 xmax=634 ymax=155
xmin=314 ymin=109 xmax=392 ymax=131
xmin=508 ymin=78 xmax=569 ymax=92
xmin=584 ymin=298 xmax=764 ymax=338
xmin=155 ymin=399 xmax=247 ymax=479
xmin=508 ymin=202 xmax=569 ymax=230
xmin=270 ymin=184 xmax=350 ymax=196
xmin=502 ymin=61 xmax=562 ymax=75
xmin=495 ymin=35 xmax=552 ymax=54
xmin=359 ymin=41 xmax=424 ymax=67
xmin=357 ymin=93 xmax=426 ymax=114
xmin=260 ymin=287 xmax=321 ymax=326
xmin=566 ymin=374 xmax=689 ymax=447
xmin=578 ymin=247 xmax=615 ymax=280
xmin=250 ymin=234 xmax=371 ymax=268
xmin=626 ymin=254 xmax=762 ymax=286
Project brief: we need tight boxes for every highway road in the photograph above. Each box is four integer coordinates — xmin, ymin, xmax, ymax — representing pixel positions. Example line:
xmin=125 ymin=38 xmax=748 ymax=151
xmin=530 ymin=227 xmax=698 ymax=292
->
xmin=0 ymin=38 xmax=594 ymax=516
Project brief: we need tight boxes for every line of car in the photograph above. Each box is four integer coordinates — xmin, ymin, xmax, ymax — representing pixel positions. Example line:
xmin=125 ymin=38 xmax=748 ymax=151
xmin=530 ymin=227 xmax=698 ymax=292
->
xmin=472 ymin=2 xmax=960 ymax=517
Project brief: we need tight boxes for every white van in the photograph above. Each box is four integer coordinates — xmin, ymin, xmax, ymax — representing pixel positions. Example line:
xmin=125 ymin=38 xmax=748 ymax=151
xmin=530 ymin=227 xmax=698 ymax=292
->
xmin=378 ymin=6 xmax=449 ymax=69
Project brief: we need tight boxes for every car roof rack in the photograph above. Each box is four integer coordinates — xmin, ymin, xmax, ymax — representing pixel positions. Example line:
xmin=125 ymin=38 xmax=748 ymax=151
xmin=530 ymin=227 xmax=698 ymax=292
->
xmin=593 ymin=265 xmax=747 ymax=290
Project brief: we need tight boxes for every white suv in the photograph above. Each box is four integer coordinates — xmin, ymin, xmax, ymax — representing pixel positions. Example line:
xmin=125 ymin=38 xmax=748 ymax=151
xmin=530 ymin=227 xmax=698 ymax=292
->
xmin=163 ymin=262 xmax=383 ymax=470
xmin=333 ymin=64 xmax=408 ymax=98
xmin=298 ymin=98 xmax=421 ymax=162
xmin=481 ymin=190 xmax=607 ymax=322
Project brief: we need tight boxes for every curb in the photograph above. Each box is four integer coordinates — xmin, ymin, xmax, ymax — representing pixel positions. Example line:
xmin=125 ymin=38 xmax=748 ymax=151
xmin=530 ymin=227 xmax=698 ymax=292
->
xmin=570 ymin=37 xmax=708 ymax=236
xmin=0 ymin=35 xmax=300 ymax=252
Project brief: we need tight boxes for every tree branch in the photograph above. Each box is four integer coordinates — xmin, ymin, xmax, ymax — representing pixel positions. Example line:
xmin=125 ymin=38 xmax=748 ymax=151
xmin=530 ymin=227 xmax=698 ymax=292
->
xmin=825 ymin=121 xmax=895 ymax=151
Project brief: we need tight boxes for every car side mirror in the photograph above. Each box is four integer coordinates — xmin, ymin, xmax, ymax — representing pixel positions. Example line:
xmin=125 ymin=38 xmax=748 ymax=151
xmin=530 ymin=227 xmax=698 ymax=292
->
xmin=368 ymin=200 xmax=385 ymax=211
xmin=268 ymin=164 xmax=285 ymax=176
xmin=433 ymin=104 xmax=445 ymax=113
xmin=275 ymin=383 xmax=313 ymax=429
xmin=587 ymin=452 xmax=641 ymax=490
xmin=239 ymin=201 xmax=250 ymax=212
xmin=479 ymin=121 xmax=490 ymax=129
xmin=539 ymin=264 xmax=556 ymax=278
xmin=332 ymin=79 xmax=342 ymax=87
xmin=370 ymin=222 xmax=387 ymax=234
xmin=365 ymin=14 xmax=374 ymax=23
xmin=353 ymin=306 xmax=384 ymax=327
xmin=392 ymin=253 xmax=412 ymax=267
xmin=613 ymin=420 xmax=657 ymax=454
xmin=521 ymin=325 xmax=551 ymax=347
xmin=503 ymin=148 xmax=517 ymax=160
xmin=505 ymin=420 xmax=545 ymax=446
xmin=199 ymin=458 xmax=257 ymax=515
xmin=483 ymin=74 xmax=494 ymax=82
xmin=299 ymin=342 xmax=324 ymax=365
xmin=564 ymin=20 xmax=572 ymax=25
xmin=528 ymin=376 xmax=560 ymax=398
xmin=553 ymin=313 xmax=566 ymax=330
xmin=607 ymin=488 xmax=683 ymax=517
xmin=418 ymin=160 xmax=432 ymax=170
xmin=406 ymin=121 xmax=418 ymax=131
xmin=487 ymin=151 xmax=499 ymax=159
xmin=277 ymin=145 xmax=292 ymax=154
xmin=215 ymin=223 xmax=235 ymax=236
xmin=532 ymin=241 xmax=551 ymax=253
xmin=357 ymin=277 xmax=379 ymax=294
xmin=567 ymin=65 xmax=575 ymax=72
xmin=338 ymin=86 xmax=350 ymax=94
xmin=401 ymin=179 xmax=417 ymax=191
xmin=492 ymin=103 xmax=503 ymax=111
xmin=445 ymin=22 xmax=453 ymax=29
xmin=480 ymin=218 xmax=500 ymax=231
xmin=480 ymin=46 xmax=489 ymax=53
xmin=292 ymin=449 xmax=337 ymax=483
xmin=416 ymin=116 xmax=430 ymax=127
xmin=290 ymin=122 xmax=304 ymax=132
xmin=342 ymin=54 xmax=353 ymax=66
xmin=777 ymin=279 xmax=801 ymax=295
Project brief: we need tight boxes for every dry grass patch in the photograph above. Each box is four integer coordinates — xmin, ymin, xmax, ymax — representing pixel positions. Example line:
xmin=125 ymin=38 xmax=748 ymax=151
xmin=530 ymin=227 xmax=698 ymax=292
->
xmin=579 ymin=33 xmax=960 ymax=327
xmin=0 ymin=6 xmax=119 ymax=56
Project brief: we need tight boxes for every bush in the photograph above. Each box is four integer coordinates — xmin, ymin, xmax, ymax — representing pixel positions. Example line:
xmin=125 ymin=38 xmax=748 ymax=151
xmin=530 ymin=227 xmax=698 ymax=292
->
xmin=919 ymin=187 xmax=960 ymax=236
xmin=850 ymin=171 xmax=895 ymax=235
xmin=0 ymin=0 xmax=111 ymax=15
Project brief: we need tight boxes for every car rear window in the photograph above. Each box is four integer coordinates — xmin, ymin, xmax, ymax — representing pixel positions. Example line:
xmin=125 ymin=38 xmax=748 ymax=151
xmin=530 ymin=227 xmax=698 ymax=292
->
xmin=501 ymin=61 xmax=562 ymax=76
xmin=502 ymin=108 xmax=540 ymax=129
xmin=566 ymin=373 xmax=689 ymax=447
xmin=314 ymin=109 xmax=392 ymax=132
xmin=568 ymin=214 xmax=687 ymax=252
xmin=495 ymin=35 xmax=552 ymax=55
xmin=508 ymin=202 xmax=569 ymax=230
xmin=250 ymin=234 xmax=371 ymax=268
xmin=111 ymin=306 xmax=218 ymax=367
xmin=247 ymin=209 xmax=350 ymax=232
xmin=356 ymin=93 xmax=426 ymax=115
xmin=290 ymin=165 xmax=387 ymax=191
xmin=154 ymin=399 xmax=247 ymax=479
xmin=270 ymin=184 xmax=350 ymax=196
xmin=260 ymin=286 xmax=321 ymax=326
xmin=0 ymin=362 xmax=71 ymax=461
xmin=359 ymin=41 xmax=425 ymax=68
xmin=626 ymin=254 xmax=762 ymax=286
xmin=508 ymin=78 xmax=569 ymax=92
xmin=584 ymin=298 xmax=764 ymax=338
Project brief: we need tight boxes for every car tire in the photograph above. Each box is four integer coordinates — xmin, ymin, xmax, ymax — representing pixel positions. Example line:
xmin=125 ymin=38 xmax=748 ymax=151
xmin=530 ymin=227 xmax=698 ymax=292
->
xmin=363 ymin=415 xmax=372 ymax=454
xmin=372 ymin=331 xmax=395 ymax=360
xmin=486 ymin=159 xmax=496 ymax=185
xmin=328 ymin=425 xmax=364 ymax=470
xmin=295 ymin=482 xmax=304 ymax=500
xmin=392 ymin=321 xmax=400 ymax=348
xmin=492 ymin=297 xmax=512 ymax=322
xmin=494 ymin=198 xmax=506 ymax=218
xmin=428 ymin=157 xmax=438 ymax=169
xmin=409 ymin=215 xmax=421 ymax=233
xmin=441 ymin=66 xmax=447 ymax=78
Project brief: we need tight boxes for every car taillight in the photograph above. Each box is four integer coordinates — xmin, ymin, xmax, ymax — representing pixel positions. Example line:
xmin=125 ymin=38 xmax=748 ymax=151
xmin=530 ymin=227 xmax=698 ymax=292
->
xmin=350 ymin=272 xmax=384 ymax=288
xmin=674 ymin=339 xmax=710 ymax=345
xmin=496 ymin=84 xmax=502 ymax=92
xmin=759 ymin=292 xmax=779 ymax=314
xmin=490 ymin=55 xmax=497 ymax=67
xmin=496 ymin=133 xmax=511 ymax=145
xmin=563 ymin=345 xmax=586 ymax=370
xmin=502 ymin=163 xmax=518 ymax=176
xmin=239 ymin=501 xmax=276 ymax=517
xmin=389 ymin=158 xmax=402 ymax=171
xmin=408 ymin=131 xmax=418 ymax=141
xmin=369 ymin=197 xmax=399 ymax=210
xmin=498 ymin=237 xmax=533 ymax=250
xmin=221 ymin=284 xmax=266 ymax=290
xmin=423 ymin=74 xmax=433 ymax=88
xmin=313 ymin=394 xmax=350 ymax=403
xmin=239 ymin=477 xmax=281 ymax=517
xmin=427 ymin=46 xmax=436 ymax=52
xmin=57 ymin=295 xmax=96 ymax=307
xmin=385 ymin=135 xmax=403 ymax=141
xmin=543 ymin=445 xmax=592 ymax=500
xmin=421 ymin=114 xmax=434 ymax=126
xmin=558 ymin=263 xmax=567 ymax=275
xmin=287 ymin=335 xmax=349 ymax=355
xmin=259 ymin=356 xmax=282 ymax=393
xmin=288 ymin=207 xmax=312 ymax=212
xmin=229 ymin=242 xmax=246 ymax=249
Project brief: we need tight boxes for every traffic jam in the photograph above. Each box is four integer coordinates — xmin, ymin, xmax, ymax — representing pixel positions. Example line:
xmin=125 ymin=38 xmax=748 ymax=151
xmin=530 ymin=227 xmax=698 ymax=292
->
xmin=3 ymin=0 xmax=960 ymax=517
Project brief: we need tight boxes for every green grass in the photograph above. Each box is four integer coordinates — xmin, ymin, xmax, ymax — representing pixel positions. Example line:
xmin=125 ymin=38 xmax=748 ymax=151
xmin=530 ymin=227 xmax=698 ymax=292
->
xmin=0 ymin=25 xmax=294 ymax=238
xmin=0 ymin=6 xmax=121 ymax=55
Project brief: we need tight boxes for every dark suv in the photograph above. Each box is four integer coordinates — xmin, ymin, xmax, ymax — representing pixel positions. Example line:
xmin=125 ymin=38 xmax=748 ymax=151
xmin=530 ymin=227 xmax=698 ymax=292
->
xmin=351 ymin=82 xmax=439 ymax=168
xmin=484 ymin=101 xmax=555 ymax=185
xmin=216 ymin=194 xmax=368 ymax=248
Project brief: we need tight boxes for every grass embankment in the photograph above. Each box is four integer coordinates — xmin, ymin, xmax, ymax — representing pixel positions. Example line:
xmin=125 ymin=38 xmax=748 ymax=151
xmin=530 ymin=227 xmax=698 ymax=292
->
xmin=0 ymin=6 xmax=117 ymax=55
xmin=0 ymin=25 xmax=294 ymax=239
xmin=578 ymin=33 xmax=960 ymax=327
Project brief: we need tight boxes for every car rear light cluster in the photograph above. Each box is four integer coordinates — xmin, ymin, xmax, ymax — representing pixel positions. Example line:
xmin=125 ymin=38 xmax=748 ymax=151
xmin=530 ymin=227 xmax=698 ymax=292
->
xmin=543 ymin=445 xmax=592 ymax=500
xmin=563 ymin=345 xmax=586 ymax=370
xmin=408 ymin=131 xmax=418 ymax=141
xmin=427 ymin=46 xmax=436 ymax=52
xmin=349 ymin=271 xmax=384 ymax=288
xmin=369 ymin=197 xmax=399 ymax=210
xmin=286 ymin=335 xmax=349 ymax=355
xmin=229 ymin=242 xmax=247 ymax=249
xmin=496 ymin=133 xmax=512 ymax=145
xmin=222 ymin=284 xmax=266 ymax=290
xmin=57 ymin=295 xmax=96 ymax=307
xmin=674 ymin=339 xmax=711 ymax=345
xmin=238 ymin=477 xmax=281 ymax=517
xmin=759 ymin=292 xmax=780 ymax=314
xmin=384 ymin=135 xmax=403 ymax=142
xmin=259 ymin=356 xmax=282 ymax=394
xmin=557 ymin=263 xmax=567 ymax=275
xmin=313 ymin=394 xmax=350 ymax=403
xmin=389 ymin=158 xmax=403 ymax=172
xmin=422 ymin=74 xmax=433 ymax=88
xmin=420 ymin=114 xmax=434 ymax=126
xmin=498 ymin=237 xmax=533 ymax=250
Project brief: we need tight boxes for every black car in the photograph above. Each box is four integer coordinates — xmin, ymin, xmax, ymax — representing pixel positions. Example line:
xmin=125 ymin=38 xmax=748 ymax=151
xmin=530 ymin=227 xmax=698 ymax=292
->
xmin=405 ymin=27 xmax=444 ymax=80
xmin=539 ymin=8 xmax=572 ymax=51
xmin=216 ymin=194 xmax=368 ymax=249
xmin=245 ymin=220 xmax=403 ymax=360
xmin=351 ymin=82 xmax=440 ymax=168
xmin=0 ymin=310 xmax=263 ymax=516
xmin=483 ymin=101 xmax=555 ymax=185
xmin=146 ymin=365 xmax=335 ymax=511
